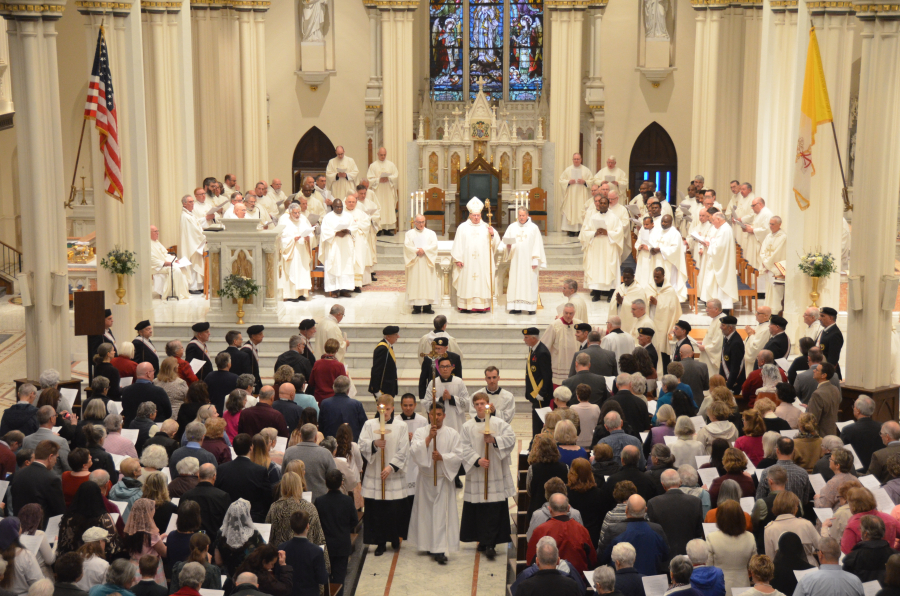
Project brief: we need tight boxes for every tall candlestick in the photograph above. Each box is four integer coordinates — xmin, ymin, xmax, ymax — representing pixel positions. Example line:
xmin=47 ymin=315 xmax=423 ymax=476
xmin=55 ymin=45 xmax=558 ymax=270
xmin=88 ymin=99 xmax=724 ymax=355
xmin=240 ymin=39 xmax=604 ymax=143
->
xmin=378 ymin=404 xmax=386 ymax=434
xmin=484 ymin=407 xmax=492 ymax=433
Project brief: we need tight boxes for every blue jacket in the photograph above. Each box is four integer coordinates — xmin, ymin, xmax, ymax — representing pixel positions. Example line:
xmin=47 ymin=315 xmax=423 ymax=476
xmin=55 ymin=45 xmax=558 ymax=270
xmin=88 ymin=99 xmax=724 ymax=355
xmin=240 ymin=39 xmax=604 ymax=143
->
xmin=509 ymin=560 xmax=586 ymax=596
xmin=318 ymin=393 xmax=368 ymax=441
xmin=691 ymin=566 xmax=725 ymax=596
xmin=89 ymin=584 xmax=136 ymax=596
xmin=603 ymin=520 xmax=669 ymax=576
xmin=279 ymin=537 xmax=328 ymax=596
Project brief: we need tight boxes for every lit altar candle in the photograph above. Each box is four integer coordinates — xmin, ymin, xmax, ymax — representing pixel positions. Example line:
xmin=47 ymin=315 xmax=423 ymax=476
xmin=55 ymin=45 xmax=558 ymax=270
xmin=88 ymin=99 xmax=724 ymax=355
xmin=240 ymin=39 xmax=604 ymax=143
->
xmin=484 ymin=407 xmax=491 ymax=433
xmin=378 ymin=404 xmax=386 ymax=434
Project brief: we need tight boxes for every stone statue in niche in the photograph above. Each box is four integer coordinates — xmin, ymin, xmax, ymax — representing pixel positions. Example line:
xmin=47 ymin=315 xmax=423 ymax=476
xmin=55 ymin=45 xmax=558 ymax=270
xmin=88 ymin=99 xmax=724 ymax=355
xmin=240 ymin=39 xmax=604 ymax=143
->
xmin=301 ymin=0 xmax=327 ymax=43
xmin=643 ymin=0 xmax=669 ymax=40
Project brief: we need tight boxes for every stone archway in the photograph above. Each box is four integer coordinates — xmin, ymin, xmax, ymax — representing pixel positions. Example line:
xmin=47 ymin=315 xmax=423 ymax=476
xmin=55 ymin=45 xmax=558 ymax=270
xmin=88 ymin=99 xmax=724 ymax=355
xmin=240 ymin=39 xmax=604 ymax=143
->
xmin=628 ymin=122 xmax=677 ymax=203
xmin=291 ymin=126 xmax=336 ymax=193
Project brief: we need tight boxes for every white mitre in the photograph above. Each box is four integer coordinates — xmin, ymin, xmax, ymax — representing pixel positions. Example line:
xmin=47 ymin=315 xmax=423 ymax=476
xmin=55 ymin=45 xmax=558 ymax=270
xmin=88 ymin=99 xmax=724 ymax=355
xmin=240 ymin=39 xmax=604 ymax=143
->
xmin=467 ymin=197 xmax=484 ymax=214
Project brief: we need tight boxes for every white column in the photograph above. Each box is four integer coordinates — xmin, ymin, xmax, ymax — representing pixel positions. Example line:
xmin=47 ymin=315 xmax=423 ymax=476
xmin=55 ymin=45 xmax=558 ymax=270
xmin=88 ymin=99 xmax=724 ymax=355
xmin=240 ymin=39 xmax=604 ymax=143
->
xmin=738 ymin=5 xmax=762 ymax=181
xmin=845 ymin=4 xmax=900 ymax=389
xmin=1 ymin=2 xmax=70 ymax=379
xmin=253 ymin=7 xmax=267 ymax=182
xmin=237 ymin=7 xmax=254 ymax=183
xmin=584 ymin=4 xmax=607 ymax=172
xmin=690 ymin=4 xmax=723 ymax=183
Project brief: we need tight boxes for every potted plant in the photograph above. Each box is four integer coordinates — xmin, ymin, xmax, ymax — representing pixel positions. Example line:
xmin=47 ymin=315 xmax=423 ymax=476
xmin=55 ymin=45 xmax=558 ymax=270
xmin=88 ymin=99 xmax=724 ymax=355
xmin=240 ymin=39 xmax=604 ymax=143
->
xmin=797 ymin=250 xmax=837 ymax=307
xmin=217 ymin=274 xmax=260 ymax=324
xmin=100 ymin=246 xmax=139 ymax=305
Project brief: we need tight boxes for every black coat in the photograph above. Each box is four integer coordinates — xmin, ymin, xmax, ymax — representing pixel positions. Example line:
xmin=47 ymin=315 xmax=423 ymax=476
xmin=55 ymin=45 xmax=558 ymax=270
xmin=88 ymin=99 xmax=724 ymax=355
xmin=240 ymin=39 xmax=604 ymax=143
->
xmin=368 ymin=341 xmax=398 ymax=396
xmin=516 ymin=569 xmax=581 ymax=596
xmin=819 ymin=324 xmax=844 ymax=377
xmin=841 ymin=416 xmax=885 ymax=471
xmin=527 ymin=461 xmax=569 ymax=516
xmin=204 ymin=370 xmax=239 ymax=415
xmin=0 ymin=402 xmax=39 ymax=437
xmin=224 ymin=346 xmax=253 ymax=379
xmin=611 ymin=390 xmax=651 ymax=435
xmin=313 ymin=490 xmax=358 ymax=557
xmin=672 ymin=337 xmax=692 ymax=363
xmin=787 ymin=355 xmax=809 ymax=384
xmin=215 ymin=456 xmax=273 ymax=523
xmin=88 ymin=446 xmax=117 ymax=481
xmin=128 ymin=416 xmax=156 ymax=453
xmin=646 ymin=488 xmax=704 ymax=557
xmin=273 ymin=350 xmax=313 ymax=382
xmin=301 ymin=345 xmax=316 ymax=367
xmin=181 ymin=481 xmax=232 ymax=537
xmin=526 ymin=342 xmax=554 ymax=405
xmin=142 ymin=432 xmax=180 ymax=457
xmin=273 ymin=399 xmax=304 ymax=434
xmin=132 ymin=338 xmax=160 ymax=374
xmin=720 ymin=332 xmax=746 ymax=392
xmin=53 ymin=582 xmax=90 ymax=596
xmin=842 ymin=539 xmax=897 ymax=584
xmin=562 ymin=371 xmax=609 ymax=407
xmin=278 ymin=538 xmax=326 ymax=596
xmin=93 ymin=362 xmax=122 ymax=401
xmin=121 ymin=381 xmax=172 ymax=426
xmin=10 ymin=461 xmax=66 ymax=519
xmin=763 ymin=332 xmax=790 ymax=362
xmin=184 ymin=341 xmax=213 ymax=380
xmin=601 ymin=465 xmax=660 ymax=510
xmin=241 ymin=344 xmax=263 ymax=394
xmin=568 ymin=344 xmax=618 ymax=378
xmin=419 ymin=351 xmax=463 ymax=400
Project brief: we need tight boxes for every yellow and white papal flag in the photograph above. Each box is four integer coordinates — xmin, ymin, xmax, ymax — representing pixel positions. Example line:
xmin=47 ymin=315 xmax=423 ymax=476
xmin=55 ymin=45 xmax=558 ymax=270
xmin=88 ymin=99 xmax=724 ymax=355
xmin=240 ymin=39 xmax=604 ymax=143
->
xmin=792 ymin=27 xmax=834 ymax=211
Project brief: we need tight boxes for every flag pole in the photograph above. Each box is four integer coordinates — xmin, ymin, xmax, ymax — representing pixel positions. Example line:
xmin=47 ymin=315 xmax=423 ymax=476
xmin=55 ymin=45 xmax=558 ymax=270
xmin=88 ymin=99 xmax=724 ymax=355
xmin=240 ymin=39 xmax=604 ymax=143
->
xmin=830 ymin=122 xmax=853 ymax=212
xmin=65 ymin=120 xmax=88 ymax=209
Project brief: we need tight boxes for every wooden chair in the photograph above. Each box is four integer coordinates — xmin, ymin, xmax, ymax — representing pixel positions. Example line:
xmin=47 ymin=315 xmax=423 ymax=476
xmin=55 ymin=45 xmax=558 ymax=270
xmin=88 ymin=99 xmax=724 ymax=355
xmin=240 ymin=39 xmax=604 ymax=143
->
xmin=423 ymin=187 xmax=446 ymax=236
xmin=310 ymin=246 xmax=325 ymax=291
xmin=737 ymin=257 xmax=759 ymax=313
xmin=527 ymin=187 xmax=548 ymax=235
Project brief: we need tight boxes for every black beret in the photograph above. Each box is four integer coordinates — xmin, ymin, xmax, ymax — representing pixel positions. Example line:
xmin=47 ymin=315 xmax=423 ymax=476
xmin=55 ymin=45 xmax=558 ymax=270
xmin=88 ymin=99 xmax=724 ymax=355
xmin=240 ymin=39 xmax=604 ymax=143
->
xmin=192 ymin=322 xmax=210 ymax=333
xmin=247 ymin=325 xmax=265 ymax=335
xmin=821 ymin=307 xmax=838 ymax=317
xmin=675 ymin=320 xmax=692 ymax=332
xmin=523 ymin=327 xmax=540 ymax=336
xmin=720 ymin=315 xmax=738 ymax=325
xmin=434 ymin=337 xmax=449 ymax=347
xmin=383 ymin=325 xmax=400 ymax=335
xmin=298 ymin=319 xmax=316 ymax=331
xmin=637 ymin=327 xmax=655 ymax=338
xmin=104 ymin=309 xmax=112 ymax=317
xmin=575 ymin=323 xmax=592 ymax=332
xmin=134 ymin=320 xmax=151 ymax=331
xmin=770 ymin=315 xmax=788 ymax=328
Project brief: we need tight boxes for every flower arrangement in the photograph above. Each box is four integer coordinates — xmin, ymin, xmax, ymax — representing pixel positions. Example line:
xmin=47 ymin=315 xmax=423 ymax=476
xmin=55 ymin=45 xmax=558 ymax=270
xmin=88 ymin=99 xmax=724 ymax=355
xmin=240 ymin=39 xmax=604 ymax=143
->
xmin=218 ymin=274 xmax=260 ymax=300
xmin=797 ymin=251 xmax=837 ymax=278
xmin=99 ymin=247 xmax=139 ymax=276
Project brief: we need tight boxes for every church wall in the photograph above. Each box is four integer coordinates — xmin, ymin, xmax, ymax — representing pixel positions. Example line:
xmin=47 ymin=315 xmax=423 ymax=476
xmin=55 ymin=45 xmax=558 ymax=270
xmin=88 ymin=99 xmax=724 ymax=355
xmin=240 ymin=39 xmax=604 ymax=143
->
xmin=0 ymin=128 xmax=18 ymax=249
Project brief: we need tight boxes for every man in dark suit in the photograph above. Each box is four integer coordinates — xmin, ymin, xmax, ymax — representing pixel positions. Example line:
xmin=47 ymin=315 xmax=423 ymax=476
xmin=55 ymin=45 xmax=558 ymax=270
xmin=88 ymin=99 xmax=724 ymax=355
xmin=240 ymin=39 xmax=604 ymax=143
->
xmin=562 ymin=353 xmax=609 ymax=406
xmin=181 ymin=463 xmax=232 ymax=536
xmin=238 ymin=386 xmax=289 ymax=438
xmin=807 ymin=362 xmax=842 ymax=437
xmin=818 ymin=306 xmax=844 ymax=379
xmin=10 ymin=440 xmax=66 ymax=520
xmin=298 ymin=319 xmax=317 ymax=367
xmin=87 ymin=309 xmax=116 ymax=382
xmin=132 ymin=320 xmax=160 ymax=374
xmin=215 ymin=433 xmax=273 ymax=522
xmin=204 ymin=352 xmax=239 ymax=415
xmin=524 ymin=327 xmax=553 ymax=435
xmin=279 ymin=510 xmax=329 ymax=596
xmin=273 ymin=335 xmax=312 ymax=381
xmin=418 ymin=337 xmax=462 ymax=400
xmin=794 ymin=348 xmax=840 ymax=404
xmin=121 ymin=362 xmax=172 ymax=425
xmin=868 ymin=421 xmax=900 ymax=483
xmin=636 ymin=328 xmax=658 ymax=371
xmin=313 ymin=469 xmax=358 ymax=586
xmin=273 ymin=383 xmax=304 ymax=433
xmin=646 ymin=469 xmax=703 ymax=557
xmin=0 ymin=383 xmax=39 ymax=437
xmin=841 ymin=395 xmax=885 ymax=471
xmin=678 ymin=346 xmax=709 ymax=404
xmin=224 ymin=330 xmax=253 ymax=379
xmin=606 ymin=374 xmax=651 ymax=437
xmin=600 ymin=446 xmax=658 ymax=509
xmin=369 ymin=326 xmax=399 ymax=396
xmin=142 ymin=419 xmax=180 ymax=457
xmin=670 ymin=321 xmax=693 ymax=367
xmin=241 ymin=325 xmax=265 ymax=394
xmin=319 ymin=377 xmax=369 ymax=440
xmin=569 ymin=331 xmax=618 ymax=378
xmin=184 ymin=322 xmax=213 ymax=380
xmin=762 ymin=315 xmax=790 ymax=363
xmin=719 ymin=316 xmax=746 ymax=393
xmin=788 ymin=337 xmax=816 ymax=384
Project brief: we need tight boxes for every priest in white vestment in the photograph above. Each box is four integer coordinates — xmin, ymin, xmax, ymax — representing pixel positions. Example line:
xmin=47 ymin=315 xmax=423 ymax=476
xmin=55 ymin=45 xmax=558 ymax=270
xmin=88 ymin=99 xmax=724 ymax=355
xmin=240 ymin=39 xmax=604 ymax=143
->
xmin=559 ymin=153 xmax=594 ymax=233
xmin=698 ymin=213 xmax=739 ymax=310
xmin=179 ymin=194 xmax=206 ymax=291
xmin=192 ymin=187 xmax=220 ymax=229
xmin=759 ymin=216 xmax=787 ymax=309
xmin=731 ymin=183 xmax=755 ymax=248
xmin=404 ymin=214 xmax=439 ymax=314
xmin=743 ymin=307 xmax=772 ymax=373
xmin=316 ymin=307 xmax=349 ymax=362
xmin=422 ymin=365 xmax=470 ymax=433
xmin=325 ymin=146 xmax=359 ymax=204
xmin=244 ymin=194 xmax=274 ymax=229
xmin=580 ymin=195 xmax=625 ymax=298
xmin=150 ymin=226 xmax=190 ymax=300
xmin=281 ymin=194 xmax=320 ymax=254
xmin=601 ymin=317 xmax=636 ymax=371
xmin=647 ymin=268 xmax=681 ymax=371
xmin=314 ymin=175 xmax=334 ymax=210
xmin=803 ymin=308 xmax=823 ymax=344
xmin=698 ymin=300 xmax=726 ymax=377
xmin=222 ymin=174 xmax=238 ymax=199
xmin=367 ymin=147 xmax=399 ymax=232
xmin=634 ymin=217 xmax=664 ymax=287
xmin=344 ymin=194 xmax=374 ymax=289
xmin=297 ymin=177 xmax=327 ymax=221
xmin=594 ymin=155 xmax=628 ymax=197
xmin=319 ymin=199 xmax=357 ymax=297
xmin=628 ymin=299 xmax=656 ymax=346
xmin=607 ymin=190 xmax=632 ymax=263
xmin=220 ymin=193 xmax=245 ymax=219
xmin=541 ymin=304 xmax=583 ymax=384
xmin=407 ymin=405 xmax=464 ymax=563
xmin=690 ymin=208 xmax=714 ymax=267
xmin=556 ymin=280 xmax=589 ymax=324
xmin=656 ymin=215 xmax=688 ymax=301
xmin=263 ymin=179 xmax=287 ymax=218
xmin=608 ymin=269 xmax=648 ymax=333
xmin=502 ymin=208 xmax=547 ymax=314
xmin=451 ymin=197 xmax=501 ymax=312
xmin=676 ymin=188 xmax=701 ymax=238
xmin=279 ymin=203 xmax=313 ymax=301
xmin=738 ymin=198 xmax=773 ymax=270
xmin=223 ymin=202 xmax=247 ymax=220
xmin=357 ymin=183 xmax=381 ymax=268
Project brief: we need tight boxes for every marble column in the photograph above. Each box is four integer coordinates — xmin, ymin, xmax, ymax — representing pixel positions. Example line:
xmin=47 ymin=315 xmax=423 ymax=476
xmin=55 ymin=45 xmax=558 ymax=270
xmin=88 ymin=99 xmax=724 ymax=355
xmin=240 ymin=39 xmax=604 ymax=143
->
xmin=690 ymin=1 xmax=724 ymax=186
xmin=844 ymin=3 xmax=900 ymax=389
xmin=547 ymin=0 xmax=587 ymax=231
xmin=583 ymin=4 xmax=607 ymax=172
xmin=738 ymin=3 xmax=763 ymax=181
xmin=1 ymin=1 xmax=70 ymax=379
xmin=233 ymin=1 xmax=269 ymax=183
xmin=364 ymin=6 xmax=383 ymax=152
xmin=0 ymin=19 xmax=12 ymax=115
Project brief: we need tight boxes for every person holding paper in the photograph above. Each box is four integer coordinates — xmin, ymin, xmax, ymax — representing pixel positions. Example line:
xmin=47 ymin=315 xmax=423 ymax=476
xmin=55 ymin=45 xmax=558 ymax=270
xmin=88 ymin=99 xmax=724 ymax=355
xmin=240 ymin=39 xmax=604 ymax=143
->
xmin=791 ymin=537 xmax=864 ymax=596
xmin=607 ymin=190 xmax=632 ymax=264
xmin=688 ymin=207 xmax=713 ymax=262
xmin=594 ymin=155 xmax=628 ymax=197
xmin=698 ymin=212 xmax=739 ymax=311
xmin=759 ymin=217 xmax=787 ymax=310
xmin=325 ymin=146 xmax=359 ymax=207
xmin=179 ymin=194 xmax=207 ymax=293
xmin=184 ymin=322 xmax=212 ymax=381
xmin=404 ymin=214 xmax=439 ymax=314
xmin=163 ymin=340 xmax=199 ymax=387
xmin=635 ymin=216 xmax=663 ymax=287
xmin=731 ymin=182 xmax=756 ymax=249
xmin=279 ymin=202 xmax=313 ymax=302
xmin=366 ymin=147 xmax=399 ymax=234
xmin=356 ymin=183 xmax=381 ymax=276
xmin=718 ymin=316 xmax=746 ymax=393
xmin=503 ymin=207 xmax=547 ymax=314
xmin=559 ymin=153 xmax=594 ymax=235
xmin=319 ymin=198 xmax=357 ymax=298
xmin=738 ymin=198 xmax=774 ymax=271
xmin=343 ymin=193 xmax=374 ymax=290
xmin=580 ymin=195 xmax=626 ymax=301
xmin=150 ymin=226 xmax=190 ymax=300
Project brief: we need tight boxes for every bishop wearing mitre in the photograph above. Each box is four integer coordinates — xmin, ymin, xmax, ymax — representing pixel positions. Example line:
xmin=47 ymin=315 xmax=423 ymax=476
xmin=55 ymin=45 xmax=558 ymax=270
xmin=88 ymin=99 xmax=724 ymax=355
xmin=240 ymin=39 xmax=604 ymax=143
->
xmin=344 ymin=194 xmax=374 ymax=290
xmin=367 ymin=147 xmax=399 ymax=234
xmin=319 ymin=198 xmax=357 ymax=298
xmin=325 ymin=146 xmax=359 ymax=203
xmin=179 ymin=194 xmax=206 ymax=292
xmin=451 ymin=197 xmax=501 ymax=313
xmin=579 ymin=195 xmax=625 ymax=299
xmin=502 ymin=207 xmax=547 ymax=315
xmin=404 ymin=214 xmax=439 ymax=315
xmin=279 ymin=202 xmax=314 ymax=302
xmin=559 ymin=153 xmax=593 ymax=234
xmin=759 ymin=216 xmax=787 ymax=309
xmin=594 ymin=155 xmax=628 ymax=197
xmin=150 ymin=225 xmax=190 ymax=300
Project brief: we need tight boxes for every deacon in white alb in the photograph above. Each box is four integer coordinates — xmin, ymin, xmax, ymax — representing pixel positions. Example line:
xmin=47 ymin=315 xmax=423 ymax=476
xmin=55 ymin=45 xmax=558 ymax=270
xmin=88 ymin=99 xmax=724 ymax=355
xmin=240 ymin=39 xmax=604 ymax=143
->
xmin=407 ymin=402 xmax=463 ymax=565
xmin=404 ymin=214 xmax=439 ymax=314
xmin=541 ymin=304 xmax=583 ymax=385
xmin=469 ymin=366 xmax=516 ymax=425
xmin=150 ymin=225 xmax=190 ymax=300
xmin=559 ymin=153 xmax=594 ymax=234
xmin=698 ymin=299 xmax=726 ymax=377
xmin=319 ymin=198 xmax=357 ymax=298
xmin=594 ymin=155 xmax=628 ymax=196
xmin=398 ymin=394 xmax=429 ymax=518
xmin=738 ymin=197 xmax=774 ymax=270
xmin=759 ymin=216 xmax=787 ymax=309
xmin=698 ymin=212 xmax=739 ymax=310
xmin=451 ymin=197 xmax=501 ymax=313
xmin=655 ymin=214 xmax=687 ymax=301
xmin=367 ymin=147 xmax=399 ymax=233
xmin=422 ymin=357 xmax=470 ymax=433
xmin=326 ymin=146 xmax=359 ymax=203
xmin=344 ymin=194 xmax=374 ymax=289
xmin=179 ymin=194 xmax=206 ymax=291
xmin=279 ymin=202 xmax=314 ymax=302
xmin=502 ymin=207 xmax=547 ymax=314
xmin=580 ymin=195 xmax=625 ymax=299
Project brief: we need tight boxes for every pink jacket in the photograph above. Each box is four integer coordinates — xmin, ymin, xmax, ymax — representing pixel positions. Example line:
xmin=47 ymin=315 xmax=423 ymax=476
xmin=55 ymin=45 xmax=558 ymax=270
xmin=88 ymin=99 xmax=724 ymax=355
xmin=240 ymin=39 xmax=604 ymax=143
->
xmin=224 ymin=411 xmax=240 ymax=442
xmin=841 ymin=509 xmax=900 ymax=554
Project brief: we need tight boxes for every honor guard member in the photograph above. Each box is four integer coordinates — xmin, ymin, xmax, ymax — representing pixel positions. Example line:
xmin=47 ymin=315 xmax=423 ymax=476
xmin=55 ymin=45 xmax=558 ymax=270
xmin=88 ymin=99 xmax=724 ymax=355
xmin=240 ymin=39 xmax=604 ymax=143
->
xmin=242 ymin=325 xmax=265 ymax=393
xmin=418 ymin=337 xmax=463 ymax=401
xmin=523 ymin=327 xmax=553 ymax=435
xmin=761 ymin=315 xmax=790 ymax=366
xmin=574 ymin=323 xmax=592 ymax=351
xmin=88 ymin=309 xmax=117 ymax=381
xmin=671 ymin=321 xmax=693 ymax=363
xmin=185 ymin=322 xmax=213 ymax=380
xmin=719 ymin=315 xmax=746 ymax=393
xmin=132 ymin=320 xmax=160 ymax=374
xmin=369 ymin=325 xmax=400 ymax=396
xmin=818 ymin=307 xmax=844 ymax=379
xmin=298 ymin=319 xmax=317 ymax=366
xmin=636 ymin=328 xmax=658 ymax=372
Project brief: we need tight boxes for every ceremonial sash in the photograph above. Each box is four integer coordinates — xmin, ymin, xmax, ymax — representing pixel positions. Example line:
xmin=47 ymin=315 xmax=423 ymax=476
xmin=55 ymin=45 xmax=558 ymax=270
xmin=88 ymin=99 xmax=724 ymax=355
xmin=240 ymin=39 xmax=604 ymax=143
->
xmin=527 ymin=349 xmax=543 ymax=399
xmin=188 ymin=338 xmax=208 ymax=355
xmin=377 ymin=340 xmax=395 ymax=392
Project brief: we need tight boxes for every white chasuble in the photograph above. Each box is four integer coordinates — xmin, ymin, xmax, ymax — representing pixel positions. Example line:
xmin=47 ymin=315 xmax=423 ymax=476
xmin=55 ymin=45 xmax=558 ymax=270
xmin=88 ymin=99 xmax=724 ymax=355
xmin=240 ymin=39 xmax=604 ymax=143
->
xmin=346 ymin=207 xmax=373 ymax=287
xmin=731 ymin=194 xmax=754 ymax=247
xmin=657 ymin=226 xmax=688 ymax=302
xmin=608 ymin=203 xmax=632 ymax=260
xmin=698 ymin=223 xmax=739 ymax=309
xmin=461 ymin=417 xmax=516 ymax=504
xmin=635 ymin=226 xmax=664 ymax=287
xmin=407 ymin=424 xmax=464 ymax=553
xmin=279 ymin=214 xmax=313 ymax=298
xmin=262 ymin=187 xmax=285 ymax=217
xmin=556 ymin=294 xmax=589 ymax=326
xmin=400 ymin=413 xmax=430 ymax=497
xmin=422 ymin=375 xmax=470 ymax=432
xmin=647 ymin=283 xmax=681 ymax=371
xmin=192 ymin=198 xmax=218 ymax=229
xmin=741 ymin=206 xmax=773 ymax=269
xmin=150 ymin=240 xmax=190 ymax=299
xmin=310 ymin=190 xmax=330 ymax=215
xmin=320 ymin=211 xmax=357 ymax=292
xmin=594 ymin=166 xmax=628 ymax=195
xmin=743 ymin=322 xmax=771 ymax=374
xmin=404 ymin=227 xmax=439 ymax=306
xmin=608 ymin=282 xmax=649 ymax=336
xmin=315 ymin=315 xmax=348 ymax=363
xmin=325 ymin=156 xmax=359 ymax=202
xmin=367 ymin=159 xmax=399 ymax=229
xmin=760 ymin=229 xmax=787 ymax=308
xmin=358 ymin=196 xmax=381 ymax=261
xmin=450 ymin=219 xmax=501 ymax=310
xmin=502 ymin=220 xmax=547 ymax=312
xmin=359 ymin=417 xmax=409 ymax=501
xmin=179 ymin=208 xmax=206 ymax=278
xmin=699 ymin=313 xmax=725 ymax=377
xmin=559 ymin=165 xmax=594 ymax=231
xmin=540 ymin=318 xmax=584 ymax=384
xmin=579 ymin=209 xmax=625 ymax=292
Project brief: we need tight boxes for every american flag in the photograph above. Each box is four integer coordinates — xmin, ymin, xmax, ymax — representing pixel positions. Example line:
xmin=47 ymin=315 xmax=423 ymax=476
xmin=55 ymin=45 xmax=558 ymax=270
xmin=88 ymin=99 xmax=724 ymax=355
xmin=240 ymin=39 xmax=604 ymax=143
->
xmin=84 ymin=26 xmax=123 ymax=202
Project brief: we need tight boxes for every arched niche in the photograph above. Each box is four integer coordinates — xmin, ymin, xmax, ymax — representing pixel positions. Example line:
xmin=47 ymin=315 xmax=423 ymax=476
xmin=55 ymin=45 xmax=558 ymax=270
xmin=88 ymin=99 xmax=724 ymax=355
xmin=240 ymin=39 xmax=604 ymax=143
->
xmin=628 ymin=122 xmax=677 ymax=202
xmin=292 ymin=126 xmax=336 ymax=192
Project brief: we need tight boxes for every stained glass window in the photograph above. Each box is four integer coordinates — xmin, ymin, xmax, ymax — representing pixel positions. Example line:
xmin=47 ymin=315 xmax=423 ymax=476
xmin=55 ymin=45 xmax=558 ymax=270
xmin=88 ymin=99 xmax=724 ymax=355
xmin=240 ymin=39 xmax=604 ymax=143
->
xmin=469 ymin=0 xmax=504 ymax=100
xmin=508 ymin=0 xmax=542 ymax=101
xmin=430 ymin=0 xmax=464 ymax=101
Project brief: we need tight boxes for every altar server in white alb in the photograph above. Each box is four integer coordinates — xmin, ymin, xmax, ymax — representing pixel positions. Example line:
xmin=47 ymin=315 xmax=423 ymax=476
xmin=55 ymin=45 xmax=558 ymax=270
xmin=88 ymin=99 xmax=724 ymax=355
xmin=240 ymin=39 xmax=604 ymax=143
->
xmin=358 ymin=395 xmax=410 ymax=556
xmin=580 ymin=195 xmax=625 ymax=299
xmin=326 ymin=146 xmax=359 ymax=204
xmin=422 ymin=356 xmax=470 ymax=433
xmin=319 ymin=198 xmax=357 ymax=298
xmin=279 ymin=202 xmax=314 ymax=302
xmin=367 ymin=147 xmax=399 ymax=234
xmin=502 ymin=207 xmax=547 ymax=315
xmin=634 ymin=216 xmax=663 ymax=287
xmin=459 ymin=393 xmax=515 ymax=560
xmin=344 ymin=194 xmax=374 ymax=290
xmin=407 ymin=402 xmax=464 ymax=565
xmin=179 ymin=194 xmax=206 ymax=292
xmin=759 ymin=216 xmax=787 ymax=309
xmin=398 ymin=393 xmax=429 ymax=538
xmin=698 ymin=212 xmax=739 ymax=310
xmin=559 ymin=153 xmax=594 ymax=234
xmin=150 ymin=225 xmax=190 ymax=300
xmin=404 ymin=214 xmax=439 ymax=314
xmin=469 ymin=366 xmax=516 ymax=425
xmin=451 ymin=197 xmax=501 ymax=313
xmin=594 ymin=155 xmax=628 ymax=197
